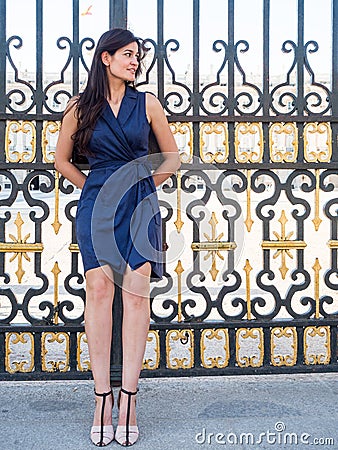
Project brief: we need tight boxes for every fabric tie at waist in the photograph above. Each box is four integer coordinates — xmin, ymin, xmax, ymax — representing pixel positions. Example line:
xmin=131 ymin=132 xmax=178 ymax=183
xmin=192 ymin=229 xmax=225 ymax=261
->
xmin=90 ymin=156 xmax=162 ymax=272
xmin=90 ymin=156 xmax=152 ymax=174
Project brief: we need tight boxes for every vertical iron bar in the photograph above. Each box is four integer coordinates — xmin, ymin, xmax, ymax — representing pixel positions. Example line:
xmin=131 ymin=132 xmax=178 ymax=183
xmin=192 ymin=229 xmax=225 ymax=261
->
xmin=192 ymin=0 xmax=200 ymax=107
xmin=157 ymin=0 xmax=164 ymax=104
xmin=111 ymin=274 xmax=123 ymax=386
xmin=34 ymin=331 xmax=42 ymax=374
xmin=194 ymin=328 xmax=201 ymax=369
xmin=0 ymin=0 xmax=6 ymax=163
xmin=297 ymin=0 xmax=304 ymax=161
xmin=69 ymin=331 xmax=77 ymax=372
xmin=0 ymin=332 xmax=4 ymax=373
xmin=228 ymin=327 xmax=236 ymax=367
xmin=296 ymin=326 xmax=303 ymax=365
xmin=73 ymin=0 xmax=79 ymax=96
xmin=228 ymin=0 xmax=235 ymax=163
xmin=193 ymin=0 xmax=200 ymax=159
xmin=262 ymin=0 xmax=270 ymax=163
xmin=330 ymin=325 xmax=337 ymax=365
xmin=109 ymin=0 xmax=128 ymax=29
xmin=263 ymin=326 xmax=270 ymax=367
xmin=159 ymin=328 xmax=166 ymax=370
xmin=331 ymin=0 xmax=338 ymax=162
xmin=35 ymin=0 xmax=43 ymax=162
xmin=109 ymin=0 xmax=127 ymax=387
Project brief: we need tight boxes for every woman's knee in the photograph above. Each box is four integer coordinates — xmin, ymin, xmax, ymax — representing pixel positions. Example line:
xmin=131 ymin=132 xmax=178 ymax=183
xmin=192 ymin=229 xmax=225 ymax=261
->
xmin=122 ymin=292 xmax=150 ymax=311
xmin=85 ymin=267 xmax=115 ymax=302
xmin=122 ymin=263 xmax=151 ymax=297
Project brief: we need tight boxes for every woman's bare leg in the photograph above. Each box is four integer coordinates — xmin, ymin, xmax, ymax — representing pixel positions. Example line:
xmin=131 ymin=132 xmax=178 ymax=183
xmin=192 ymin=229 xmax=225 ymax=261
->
xmin=118 ymin=262 xmax=151 ymax=426
xmin=85 ymin=265 xmax=115 ymax=426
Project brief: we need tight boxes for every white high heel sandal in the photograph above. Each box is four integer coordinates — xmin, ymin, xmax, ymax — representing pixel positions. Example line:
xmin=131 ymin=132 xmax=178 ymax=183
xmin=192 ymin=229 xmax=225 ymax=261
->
xmin=115 ymin=388 xmax=139 ymax=446
xmin=90 ymin=390 xmax=114 ymax=447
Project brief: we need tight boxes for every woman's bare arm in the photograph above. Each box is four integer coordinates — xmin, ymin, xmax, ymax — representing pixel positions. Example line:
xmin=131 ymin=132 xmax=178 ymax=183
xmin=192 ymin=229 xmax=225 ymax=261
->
xmin=54 ymin=101 xmax=87 ymax=189
xmin=146 ymin=93 xmax=181 ymax=187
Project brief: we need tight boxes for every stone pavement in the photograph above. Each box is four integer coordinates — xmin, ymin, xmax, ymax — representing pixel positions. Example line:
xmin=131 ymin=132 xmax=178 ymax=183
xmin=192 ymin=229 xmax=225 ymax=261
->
xmin=1 ymin=373 xmax=337 ymax=450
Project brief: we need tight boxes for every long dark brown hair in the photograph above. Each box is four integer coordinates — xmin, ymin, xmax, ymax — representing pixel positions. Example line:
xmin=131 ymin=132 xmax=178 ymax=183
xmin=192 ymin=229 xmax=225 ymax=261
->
xmin=69 ymin=28 xmax=147 ymax=155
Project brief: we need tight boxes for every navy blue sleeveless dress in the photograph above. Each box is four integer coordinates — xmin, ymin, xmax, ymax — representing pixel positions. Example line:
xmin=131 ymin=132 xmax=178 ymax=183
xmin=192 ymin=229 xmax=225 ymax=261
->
xmin=75 ymin=86 xmax=163 ymax=280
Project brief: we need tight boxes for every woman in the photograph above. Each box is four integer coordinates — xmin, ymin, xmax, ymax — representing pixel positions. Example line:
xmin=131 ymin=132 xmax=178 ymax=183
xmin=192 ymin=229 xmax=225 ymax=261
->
xmin=55 ymin=28 xmax=180 ymax=447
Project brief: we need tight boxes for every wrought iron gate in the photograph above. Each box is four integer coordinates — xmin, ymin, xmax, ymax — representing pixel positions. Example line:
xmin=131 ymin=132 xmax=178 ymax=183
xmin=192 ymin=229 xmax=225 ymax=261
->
xmin=0 ymin=0 xmax=337 ymax=381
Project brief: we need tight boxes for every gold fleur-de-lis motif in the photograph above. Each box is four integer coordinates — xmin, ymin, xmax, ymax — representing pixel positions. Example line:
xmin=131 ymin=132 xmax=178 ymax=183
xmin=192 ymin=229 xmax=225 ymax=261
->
xmin=174 ymin=260 xmax=184 ymax=322
xmin=203 ymin=212 xmax=224 ymax=281
xmin=261 ymin=210 xmax=306 ymax=279
xmin=0 ymin=212 xmax=43 ymax=283
xmin=191 ymin=212 xmax=236 ymax=281
xmin=9 ymin=213 xmax=31 ymax=282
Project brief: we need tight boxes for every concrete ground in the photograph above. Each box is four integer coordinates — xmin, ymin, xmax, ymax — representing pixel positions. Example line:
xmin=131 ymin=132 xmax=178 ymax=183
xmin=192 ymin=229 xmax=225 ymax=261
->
xmin=1 ymin=373 xmax=337 ymax=450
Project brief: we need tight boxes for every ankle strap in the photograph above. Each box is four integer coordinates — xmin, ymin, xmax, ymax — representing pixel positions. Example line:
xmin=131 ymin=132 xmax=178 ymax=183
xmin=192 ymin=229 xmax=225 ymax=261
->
xmin=120 ymin=387 xmax=139 ymax=396
xmin=94 ymin=389 xmax=112 ymax=397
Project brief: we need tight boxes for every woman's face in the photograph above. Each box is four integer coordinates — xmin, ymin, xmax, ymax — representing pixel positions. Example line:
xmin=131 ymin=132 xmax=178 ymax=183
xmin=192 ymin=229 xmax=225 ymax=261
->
xmin=103 ymin=41 xmax=139 ymax=83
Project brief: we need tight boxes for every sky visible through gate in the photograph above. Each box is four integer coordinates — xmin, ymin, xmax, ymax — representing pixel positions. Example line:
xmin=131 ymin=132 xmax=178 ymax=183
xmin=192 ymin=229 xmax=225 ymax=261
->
xmin=5 ymin=0 xmax=332 ymax=84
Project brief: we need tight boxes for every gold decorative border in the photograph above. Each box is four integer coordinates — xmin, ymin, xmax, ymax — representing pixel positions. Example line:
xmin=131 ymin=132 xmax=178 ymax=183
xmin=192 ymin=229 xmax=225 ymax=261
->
xmin=200 ymin=122 xmax=228 ymax=163
xmin=5 ymin=120 xmax=36 ymax=162
xmin=236 ymin=327 xmax=264 ymax=368
xmin=304 ymin=122 xmax=332 ymax=162
xmin=304 ymin=326 xmax=330 ymax=365
xmin=166 ymin=329 xmax=194 ymax=369
xmin=77 ymin=332 xmax=91 ymax=371
xmin=42 ymin=120 xmax=60 ymax=163
xmin=170 ymin=122 xmax=193 ymax=163
xmin=201 ymin=328 xmax=229 ymax=368
xmin=235 ymin=122 xmax=263 ymax=163
xmin=143 ymin=330 xmax=160 ymax=370
xmin=271 ymin=327 xmax=297 ymax=367
xmin=269 ymin=122 xmax=298 ymax=162
xmin=5 ymin=332 xmax=34 ymax=373
xmin=41 ymin=332 xmax=70 ymax=372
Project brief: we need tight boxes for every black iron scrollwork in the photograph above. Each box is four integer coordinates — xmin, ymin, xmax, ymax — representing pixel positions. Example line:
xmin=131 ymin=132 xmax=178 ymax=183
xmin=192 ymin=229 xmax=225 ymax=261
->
xmin=6 ymin=36 xmax=36 ymax=113
xmin=163 ymin=39 xmax=193 ymax=115
xmin=234 ymin=40 xmax=262 ymax=115
xmin=304 ymin=40 xmax=331 ymax=115
xmin=270 ymin=40 xmax=298 ymax=115
xmin=200 ymin=40 xmax=229 ymax=115
xmin=43 ymin=37 xmax=73 ymax=113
